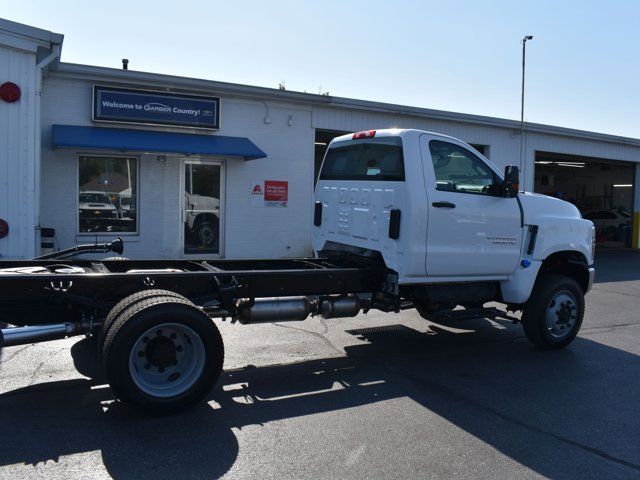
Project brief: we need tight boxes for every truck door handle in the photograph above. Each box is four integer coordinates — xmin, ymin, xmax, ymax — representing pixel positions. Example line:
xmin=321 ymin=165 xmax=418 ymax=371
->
xmin=432 ymin=201 xmax=456 ymax=209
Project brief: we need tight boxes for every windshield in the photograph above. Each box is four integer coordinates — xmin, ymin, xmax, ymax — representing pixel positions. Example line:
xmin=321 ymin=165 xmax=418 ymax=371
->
xmin=80 ymin=193 xmax=112 ymax=204
xmin=319 ymin=137 xmax=404 ymax=181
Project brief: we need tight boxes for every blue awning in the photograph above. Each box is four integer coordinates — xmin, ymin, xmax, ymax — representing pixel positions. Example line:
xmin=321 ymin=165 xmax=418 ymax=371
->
xmin=52 ymin=125 xmax=267 ymax=160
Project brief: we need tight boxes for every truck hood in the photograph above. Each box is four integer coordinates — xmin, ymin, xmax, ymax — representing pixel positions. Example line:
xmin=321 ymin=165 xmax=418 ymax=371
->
xmin=518 ymin=192 xmax=594 ymax=264
xmin=518 ymin=192 xmax=581 ymax=224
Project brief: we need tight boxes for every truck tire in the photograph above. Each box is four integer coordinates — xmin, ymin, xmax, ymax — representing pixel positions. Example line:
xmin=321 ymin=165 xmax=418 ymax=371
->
xmin=102 ymin=296 xmax=224 ymax=415
xmin=98 ymin=289 xmax=187 ymax=354
xmin=194 ymin=215 xmax=219 ymax=249
xmin=521 ymin=274 xmax=584 ymax=349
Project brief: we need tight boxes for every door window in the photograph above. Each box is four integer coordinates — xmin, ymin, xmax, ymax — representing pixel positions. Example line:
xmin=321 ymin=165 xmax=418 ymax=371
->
xmin=183 ymin=162 xmax=221 ymax=255
xmin=428 ymin=140 xmax=497 ymax=195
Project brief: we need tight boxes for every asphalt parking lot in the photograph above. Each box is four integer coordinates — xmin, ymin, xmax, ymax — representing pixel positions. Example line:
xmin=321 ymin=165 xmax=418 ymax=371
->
xmin=1 ymin=250 xmax=639 ymax=479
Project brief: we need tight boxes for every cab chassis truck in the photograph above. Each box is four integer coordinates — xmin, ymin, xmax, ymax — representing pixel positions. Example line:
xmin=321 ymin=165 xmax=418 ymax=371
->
xmin=0 ymin=129 xmax=595 ymax=415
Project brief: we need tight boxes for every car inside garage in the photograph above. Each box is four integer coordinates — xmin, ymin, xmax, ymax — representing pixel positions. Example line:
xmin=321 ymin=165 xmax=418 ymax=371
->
xmin=534 ymin=151 xmax=636 ymax=248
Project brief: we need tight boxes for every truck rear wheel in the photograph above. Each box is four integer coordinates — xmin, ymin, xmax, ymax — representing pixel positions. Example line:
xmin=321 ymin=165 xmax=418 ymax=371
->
xmin=98 ymin=289 xmax=187 ymax=354
xmin=521 ymin=274 xmax=584 ymax=349
xmin=102 ymin=296 xmax=224 ymax=415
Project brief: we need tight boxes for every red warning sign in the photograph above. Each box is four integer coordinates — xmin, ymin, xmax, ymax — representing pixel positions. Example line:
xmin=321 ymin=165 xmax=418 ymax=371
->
xmin=252 ymin=184 xmax=263 ymax=195
xmin=264 ymin=180 xmax=288 ymax=207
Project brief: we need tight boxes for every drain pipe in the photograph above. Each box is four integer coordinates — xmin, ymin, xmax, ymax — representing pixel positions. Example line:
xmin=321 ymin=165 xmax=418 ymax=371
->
xmin=34 ymin=43 xmax=62 ymax=257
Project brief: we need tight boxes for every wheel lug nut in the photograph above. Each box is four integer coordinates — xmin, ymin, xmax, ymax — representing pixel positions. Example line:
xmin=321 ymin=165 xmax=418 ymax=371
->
xmin=138 ymin=351 xmax=145 ymax=358
xmin=170 ymin=333 xmax=177 ymax=339
xmin=156 ymin=329 xmax=163 ymax=336
xmin=176 ymin=345 xmax=183 ymax=352
xmin=142 ymin=337 xmax=149 ymax=343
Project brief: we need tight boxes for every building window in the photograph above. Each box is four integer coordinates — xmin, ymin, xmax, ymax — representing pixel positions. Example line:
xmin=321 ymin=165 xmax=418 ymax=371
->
xmin=78 ymin=155 xmax=138 ymax=234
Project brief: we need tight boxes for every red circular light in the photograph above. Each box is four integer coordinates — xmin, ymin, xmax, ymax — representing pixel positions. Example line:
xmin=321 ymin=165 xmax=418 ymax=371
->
xmin=0 ymin=82 xmax=21 ymax=103
xmin=0 ymin=219 xmax=8 ymax=239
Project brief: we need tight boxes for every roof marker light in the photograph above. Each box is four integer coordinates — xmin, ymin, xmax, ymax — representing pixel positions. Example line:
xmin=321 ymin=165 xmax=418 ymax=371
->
xmin=353 ymin=130 xmax=376 ymax=140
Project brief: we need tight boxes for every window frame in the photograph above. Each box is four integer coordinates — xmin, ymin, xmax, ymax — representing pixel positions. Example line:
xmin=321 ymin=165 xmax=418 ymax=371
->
xmin=77 ymin=153 xmax=140 ymax=236
xmin=428 ymin=140 xmax=501 ymax=196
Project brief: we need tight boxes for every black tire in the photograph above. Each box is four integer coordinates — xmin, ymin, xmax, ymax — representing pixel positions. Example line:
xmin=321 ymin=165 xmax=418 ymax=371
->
xmin=103 ymin=296 xmax=224 ymax=415
xmin=521 ymin=274 xmax=584 ymax=349
xmin=98 ymin=289 xmax=187 ymax=354
xmin=194 ymin=215 xmax=219 ymax=249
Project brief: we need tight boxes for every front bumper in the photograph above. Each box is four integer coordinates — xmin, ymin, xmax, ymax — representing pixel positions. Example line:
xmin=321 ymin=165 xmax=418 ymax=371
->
xmin=586 ymin=267 xmax=596 ymax=294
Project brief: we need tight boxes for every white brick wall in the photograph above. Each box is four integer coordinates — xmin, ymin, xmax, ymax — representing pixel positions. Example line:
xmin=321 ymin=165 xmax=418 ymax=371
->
xmin=40 ymin=76 xmax=315 ymax=259
xmin=39 ymin=73 xmax=640 ymax=259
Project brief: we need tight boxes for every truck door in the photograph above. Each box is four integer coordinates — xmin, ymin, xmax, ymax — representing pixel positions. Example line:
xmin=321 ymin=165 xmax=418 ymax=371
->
xmin=419 ymin=135 xmax=522 ymax=277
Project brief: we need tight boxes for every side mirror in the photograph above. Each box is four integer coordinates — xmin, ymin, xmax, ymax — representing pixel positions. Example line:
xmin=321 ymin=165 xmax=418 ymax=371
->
xmin=503 ymin=165 xmax=520 ymax=197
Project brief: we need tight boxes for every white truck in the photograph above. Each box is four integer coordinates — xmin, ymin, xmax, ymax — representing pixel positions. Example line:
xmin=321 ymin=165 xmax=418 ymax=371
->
xmin=0 ymin=128 xmax=595 ymax=414
xmin=313 ymin=129 xmax=595 ymax=349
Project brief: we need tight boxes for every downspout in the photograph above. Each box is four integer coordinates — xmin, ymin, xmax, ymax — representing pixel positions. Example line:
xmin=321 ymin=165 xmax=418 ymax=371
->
xmin=33 ymin=43 xmax=61 ymax=255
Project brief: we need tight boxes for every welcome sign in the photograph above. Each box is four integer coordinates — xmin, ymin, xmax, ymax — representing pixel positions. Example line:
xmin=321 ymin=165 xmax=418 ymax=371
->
xmin=93 ymin=86 xmax=220 ymax=129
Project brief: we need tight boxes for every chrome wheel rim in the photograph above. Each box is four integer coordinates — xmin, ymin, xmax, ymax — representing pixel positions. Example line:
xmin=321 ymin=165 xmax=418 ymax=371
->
xmin=129 ymin=322 xmax=206 ymax=398
xmin=545 ymin=290 xmax=578 ymax=340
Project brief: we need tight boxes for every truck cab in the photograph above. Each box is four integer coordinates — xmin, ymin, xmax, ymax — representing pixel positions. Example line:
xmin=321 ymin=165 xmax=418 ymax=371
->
xmin=314 ymin=129 xmax=595 ymax=348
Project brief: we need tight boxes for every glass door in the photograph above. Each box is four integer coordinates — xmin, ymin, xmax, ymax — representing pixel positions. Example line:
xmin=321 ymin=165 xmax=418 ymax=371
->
xmin=182 ymin=159 xmax=224 ymax=257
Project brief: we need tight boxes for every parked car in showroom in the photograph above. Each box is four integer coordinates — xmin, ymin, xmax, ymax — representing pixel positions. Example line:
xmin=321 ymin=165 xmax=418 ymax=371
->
xmin=78 ymin=191 xmax=118 ymax=220
xmin=582 ymin=209 xmax=631 ymax=241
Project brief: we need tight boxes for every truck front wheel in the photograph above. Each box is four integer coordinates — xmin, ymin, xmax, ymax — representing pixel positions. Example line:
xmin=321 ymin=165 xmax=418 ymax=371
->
xmin=102 ymin=296 xmax=224 ymax=415
xmin=521 ymin=274 xmax=584 ymax=349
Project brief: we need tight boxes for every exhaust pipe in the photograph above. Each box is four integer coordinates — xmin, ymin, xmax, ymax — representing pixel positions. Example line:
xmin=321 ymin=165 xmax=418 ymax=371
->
xmin=236 ymin=295 xmax=365 ymax=324
xmin=237 ymin=297 xmax=313 ymax=324
xmin=320 ymin=296 xmax=362 ymax=319
xmin=1 ymin=323 xmax=82 ymax=347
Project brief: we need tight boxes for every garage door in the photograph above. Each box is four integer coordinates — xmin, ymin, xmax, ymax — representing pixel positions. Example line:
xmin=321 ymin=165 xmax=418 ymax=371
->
xmin=534 ymin=151 xmax=635 ymax=248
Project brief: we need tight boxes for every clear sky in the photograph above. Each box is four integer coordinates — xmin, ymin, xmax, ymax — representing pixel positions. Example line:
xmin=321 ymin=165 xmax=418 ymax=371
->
xmin=3 ymin=0 xmax=639 ymax=137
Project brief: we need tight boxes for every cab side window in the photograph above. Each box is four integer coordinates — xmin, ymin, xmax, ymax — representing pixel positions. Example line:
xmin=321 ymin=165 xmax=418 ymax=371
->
xmin=428 ymin=140 xmax=498 ymax=195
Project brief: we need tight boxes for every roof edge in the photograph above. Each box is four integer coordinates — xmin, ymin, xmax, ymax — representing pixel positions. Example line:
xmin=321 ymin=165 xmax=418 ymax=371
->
xmin=52 ymin=62 xmax=640 ymax=148
xmin=0 ymin=18 xmax=63 ymax=51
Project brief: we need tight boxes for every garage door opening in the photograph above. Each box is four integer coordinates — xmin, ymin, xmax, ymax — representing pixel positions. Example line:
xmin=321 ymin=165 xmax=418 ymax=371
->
xmin=534 ymin=151 xmax=635 ymax=248
xmin=315 ymin=129 xmax=351 ymax=183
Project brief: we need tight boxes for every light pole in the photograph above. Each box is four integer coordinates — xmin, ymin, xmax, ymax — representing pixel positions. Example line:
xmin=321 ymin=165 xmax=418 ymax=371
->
xmin=520 ymin=35 xmax=533 ymax=188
